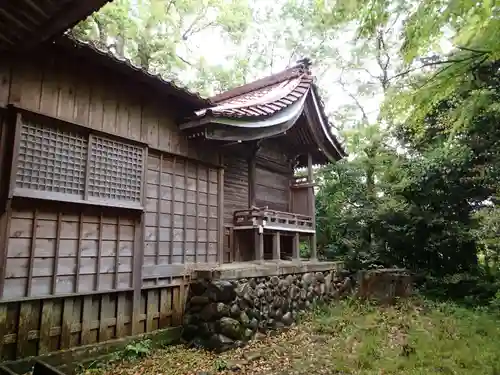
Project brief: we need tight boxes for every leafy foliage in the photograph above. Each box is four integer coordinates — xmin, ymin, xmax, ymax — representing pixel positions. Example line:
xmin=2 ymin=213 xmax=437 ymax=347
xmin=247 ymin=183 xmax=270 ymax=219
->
xmin=73 ymin=0 xmax=252 ymax=94
xmin=304 ymin=0 xmax=500 ymax=279
xmin=122 ymin=339 xmax=152 ymax=360
xmin=73 ymin=0 xmax=500 ymax=280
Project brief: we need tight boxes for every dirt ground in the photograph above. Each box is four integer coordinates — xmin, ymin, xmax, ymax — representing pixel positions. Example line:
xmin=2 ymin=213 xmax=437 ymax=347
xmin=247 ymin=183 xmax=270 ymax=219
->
xmin=82 ymin=299 xmax=500 ymax=375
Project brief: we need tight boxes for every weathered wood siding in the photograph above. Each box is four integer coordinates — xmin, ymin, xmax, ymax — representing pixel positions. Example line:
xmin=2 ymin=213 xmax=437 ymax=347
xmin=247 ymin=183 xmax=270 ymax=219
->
xmin=255 ymin=142 xmax=292 ymax=212
xmin=0 ymin=52 xmax=217 ymax=164
xmin=4 ymin=204 xmax=137 ymax=299
xmin=290 ymin=187 xmax=312 ymax=216
xmin=144 ymin=151 xmax=219 ymax=269
xmin=223 ymin=157 xmax=248 ymax=224
xmin=0 ymin=48 xmax=219 ymax=360
xmin=0 ymin=283 xmax=187 ymax=361
xmin=255 ymin=167 xmax=290 ymax=212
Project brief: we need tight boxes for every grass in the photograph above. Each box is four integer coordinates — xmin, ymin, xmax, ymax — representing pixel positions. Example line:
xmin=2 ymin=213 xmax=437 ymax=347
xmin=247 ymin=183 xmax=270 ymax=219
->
xmin=80 ymin=297 xmax=500 ymax=375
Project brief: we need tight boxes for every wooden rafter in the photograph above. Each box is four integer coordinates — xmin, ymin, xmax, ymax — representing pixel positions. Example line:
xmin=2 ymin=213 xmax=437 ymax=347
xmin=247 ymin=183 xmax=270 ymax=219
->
xmin=0 ymin=0 xmax=112 ymax=51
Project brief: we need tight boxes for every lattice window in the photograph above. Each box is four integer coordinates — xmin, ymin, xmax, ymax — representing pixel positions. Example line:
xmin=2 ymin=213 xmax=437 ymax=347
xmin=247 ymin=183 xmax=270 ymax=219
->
xmin=87 ymin=135 xmax=143 ymax=204
xmin=16 ymin=121 xmax=87 ymax=197
xmin=14 ymin=117 xmax=144 ymax=208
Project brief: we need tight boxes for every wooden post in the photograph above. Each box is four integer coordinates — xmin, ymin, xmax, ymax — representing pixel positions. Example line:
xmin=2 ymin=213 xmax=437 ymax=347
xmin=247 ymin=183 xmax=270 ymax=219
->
xmin=307 ymin=153 xmax=317 ymax=260
xmin=307 ymin=152 xmax=313 ymax=182
xmin=310 ymin=233 xmax=317 ymax=260
xmin=272 ymin=231 xmax=281 ymax=260
xmin=248 ymin=155 xmax=256 ymax=207
xmin=292 ymin=232 xmax=300 ymax=260
xmin=132 ymin=213 xmax=143 ymax=335
xmin=234 ymin=231 xmax=241 ymax=261
xmin=255 ymin=228 xmax=264 ymax=262
xmin=217 ymin=155 xmax=225 ymax=265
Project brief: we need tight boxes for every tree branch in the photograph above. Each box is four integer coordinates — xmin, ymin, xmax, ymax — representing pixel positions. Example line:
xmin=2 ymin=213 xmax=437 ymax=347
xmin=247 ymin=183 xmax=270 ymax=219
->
xmin=181 ymin=6 xmax=209 ymax=40
xmin=287 ymin=44 xmax=299 ymax=67
xmin=338 ymin=71 xmax=369 ymax=124
xmin=388 ymin=53 xmax=487 ymax=82
xmin=457 ymin=46 xmax=492 ymax=54
xmin=165 ymin=0 xmax=175 ymax=14
xmin=176 ymin=54 xmax=193 ymax=66
xmin=375 ymin=29 xmax=390 ymax=91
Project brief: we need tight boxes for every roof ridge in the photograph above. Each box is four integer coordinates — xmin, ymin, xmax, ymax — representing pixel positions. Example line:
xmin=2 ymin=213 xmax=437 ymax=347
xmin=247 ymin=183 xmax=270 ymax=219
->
xmin=209 ymin=60 xmax=312 ymax=104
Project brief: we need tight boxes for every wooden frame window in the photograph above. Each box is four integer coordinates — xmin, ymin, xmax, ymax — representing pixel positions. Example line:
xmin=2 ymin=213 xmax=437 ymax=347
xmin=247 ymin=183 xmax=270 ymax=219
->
xmin=12 ymin=115 xmax=145 ymax=209
xmin=87 ymin=135 xmax=143 ymax=203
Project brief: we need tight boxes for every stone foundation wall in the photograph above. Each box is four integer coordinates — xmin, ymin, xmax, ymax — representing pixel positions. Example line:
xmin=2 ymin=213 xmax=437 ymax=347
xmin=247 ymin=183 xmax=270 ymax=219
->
xmin=182 ymin=270 xmax=352 ymax=351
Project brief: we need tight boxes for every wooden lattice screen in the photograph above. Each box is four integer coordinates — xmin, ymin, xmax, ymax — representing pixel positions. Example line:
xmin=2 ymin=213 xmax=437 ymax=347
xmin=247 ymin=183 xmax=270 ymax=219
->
xmin=14 ymin=118 xmax=145 ymax=208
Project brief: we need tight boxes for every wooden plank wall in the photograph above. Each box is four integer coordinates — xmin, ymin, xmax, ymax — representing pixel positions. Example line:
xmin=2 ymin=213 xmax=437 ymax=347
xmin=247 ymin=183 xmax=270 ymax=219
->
xmin=223 ymin=157 xmax=249 ymax=224
xmin=255 ymin=167 xmax=290 ymax=212
xmin=0 ymin=49 xmax=218 ymax=359
xmin=255 ymin=142 xmax=292 ymax=212
xmin=144 ymin=151 xmax=219 ymax=272
xmin=0 ymin=51 xmax=218 ymax=165
xmin=3 ymin=203 xmax=136 ymax=299
xmin=0 ymin=281 xmax=187 ymax=361
xmin=290 ymin=187 xmax=311 ymax=216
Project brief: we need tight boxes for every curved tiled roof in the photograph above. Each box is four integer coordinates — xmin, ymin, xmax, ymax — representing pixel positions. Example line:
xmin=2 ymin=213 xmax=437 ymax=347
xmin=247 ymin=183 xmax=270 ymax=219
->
xmin=182 ymin=60 xmax=347 ymax=161
xmin=197 ymin=74 xmax=313 ymax=118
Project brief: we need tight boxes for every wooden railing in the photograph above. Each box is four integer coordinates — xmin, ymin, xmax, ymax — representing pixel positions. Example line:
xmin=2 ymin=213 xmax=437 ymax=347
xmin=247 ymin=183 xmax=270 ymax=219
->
xmin=233 ymin=206 xmax=315 ymax=232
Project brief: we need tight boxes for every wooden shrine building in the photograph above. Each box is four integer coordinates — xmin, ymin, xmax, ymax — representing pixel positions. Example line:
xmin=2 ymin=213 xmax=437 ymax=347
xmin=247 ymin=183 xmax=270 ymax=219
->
xmin=180 ymin=59 xmax=345 ymax=264
xmin=0 ymin=1 xmax=345 ymax=362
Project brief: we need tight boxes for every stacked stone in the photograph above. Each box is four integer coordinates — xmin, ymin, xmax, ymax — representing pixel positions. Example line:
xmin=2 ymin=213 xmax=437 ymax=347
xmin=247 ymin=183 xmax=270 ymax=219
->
xmin=182 ymin=270 xmax=352 ymax=352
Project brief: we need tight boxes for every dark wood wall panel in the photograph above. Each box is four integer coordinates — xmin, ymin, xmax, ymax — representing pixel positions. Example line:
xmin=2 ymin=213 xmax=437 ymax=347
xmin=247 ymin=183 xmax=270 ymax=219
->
xmin=0 ymin=60 xmax=10 ymax=107
xmin=144 ymin=151 xmax=219 ymax=270
xmin=223 ymin=157 xmax=249 ymax=224
xmin=2 ymin=54 xmax=219 ymax=165
xmin=255 ymin=167 xmax=290 ymax=212
xmin=3 ymin=204 xmax=137 ymax=300
xmin=255 ymin=141 xmax=293 ymax=212
xmin=291 ymin=187 xmax=312 ymax=216
xmin=0 ymin=281 xmax=187 ymax=361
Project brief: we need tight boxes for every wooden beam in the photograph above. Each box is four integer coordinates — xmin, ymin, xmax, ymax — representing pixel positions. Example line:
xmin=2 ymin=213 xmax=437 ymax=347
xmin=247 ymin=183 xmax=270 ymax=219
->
xmin=22 ymin=0 xmax=111 ymax=49
xmin=32 ymin=360 xmax=66 ymax=375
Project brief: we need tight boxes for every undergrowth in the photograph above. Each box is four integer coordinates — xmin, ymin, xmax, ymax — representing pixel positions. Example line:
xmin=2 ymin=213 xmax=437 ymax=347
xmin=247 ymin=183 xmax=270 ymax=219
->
xmin=79 ymin=296 xmax=500 ymax=375
xmin=306 ymin=297 xmax=500 ymax=374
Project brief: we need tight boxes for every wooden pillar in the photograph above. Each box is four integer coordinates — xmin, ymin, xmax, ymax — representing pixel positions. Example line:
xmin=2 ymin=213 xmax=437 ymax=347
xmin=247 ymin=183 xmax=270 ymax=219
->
xmin=255 ymin=228 xmax=264 ymax=262
xmin=292 ymin=232 xmax=300 ymax=260
xmin=310 ymin=233 xmax=317 ymax=260
xmin=307 ymin=152 xmax=313 ymax=182
xmin=132 ymin=147 xmax=148 ymax=334
xmin=307 ymin=153 xmax=317 ymax=260
xmin=306 ymin=152 xmax=315 ymax=217
xmin=248 ymin=155 xmax=256 ymax=207
xmin=234 ymin=231 xmax=241 ymax=261
xmin=272 ymin=231 xmax=281 ymax=260
xmin=132 ymin=213 xmax=144 ymax=334
xmin=217 ymin=155 xmax=225 ymax=265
